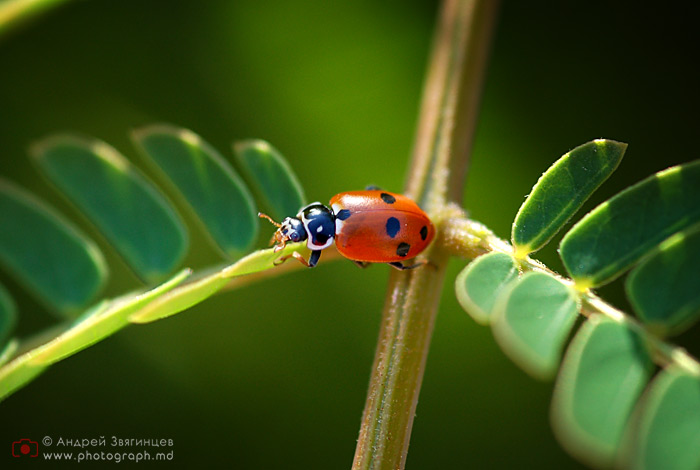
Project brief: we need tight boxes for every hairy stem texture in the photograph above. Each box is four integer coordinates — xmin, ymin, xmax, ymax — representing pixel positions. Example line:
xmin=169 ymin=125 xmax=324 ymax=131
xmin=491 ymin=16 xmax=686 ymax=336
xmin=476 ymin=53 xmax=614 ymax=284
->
xmin=352 ymin=1 xmax=499 ymax=469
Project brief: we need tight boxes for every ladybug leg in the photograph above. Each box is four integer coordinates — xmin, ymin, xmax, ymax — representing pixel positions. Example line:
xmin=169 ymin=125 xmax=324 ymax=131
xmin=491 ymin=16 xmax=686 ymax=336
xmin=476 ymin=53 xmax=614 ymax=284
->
xmin=272 ymin=254 xmax=291 ymax=266
xmin=307 ymin=250 xmax=322 ymax=267
xmin=289 ymin=251 xmax=311 ymax=267
xmin=273 ymin=251 xmax=309 ymax=267
xmin=365 ymin=185 xmax=382 ymax=191
xmin=276 ymin=250 xmax=322 ymax=268
xmin=387 ymin=260 xmax=429 ymax=271
xmin=353 ymin=261 xmax=372 ymax=269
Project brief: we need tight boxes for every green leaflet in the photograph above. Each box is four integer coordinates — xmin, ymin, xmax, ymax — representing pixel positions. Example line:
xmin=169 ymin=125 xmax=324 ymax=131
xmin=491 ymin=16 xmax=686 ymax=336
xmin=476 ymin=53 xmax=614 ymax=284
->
xmin=32 ymin=135 xmax=188 ymax=282
xmin=512 ymin=140 xmax=626 ymax=257
xmin=0 ymin=179 xmax=107 ymax=315
xmin=454 ymin=252 xmax=519 ymax=325
xmin=551 ymin=315 xmax=654 ymax=468
xmin=28 ymin=269 xmax=191 ymax=366
xmin=491 ymin=272 xmax=579 ymax=380
xmin=129 ymin=274 xmax=229 ymax=324
xmin=0 ymin=358 xmax=46 ymax=405
xmin=0 ymin=283 xmax=16 ymax=347
xmin=133 ymin=125 xmax=258 ymax=257
xmin=0 ymin=127 xmax=318 ymax=403
xmin=560 ymin=159 xmax=700 ymax=288
xmin=625 ymin=366 xmax=700 ymax=470
xmin=0 ymin=239 xmax=312 ymax=401
xmin=234 ymin=139 xmax=306 ymax=222
xmin=130 ymin=241 xmax=306 ymax=323
xmin=626 ymin=222 xmax=700 ymax=336
xmin=0 ymin=269 xmax=190 ymax=402
xmin=0 ymin=339 xmax=18 ymax=367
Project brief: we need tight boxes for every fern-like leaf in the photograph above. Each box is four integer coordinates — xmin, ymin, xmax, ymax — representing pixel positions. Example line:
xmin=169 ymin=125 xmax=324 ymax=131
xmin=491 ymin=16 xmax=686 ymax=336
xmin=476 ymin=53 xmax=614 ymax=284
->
xmin=0 ymin=127 xmax=310 ymax=402
xmin=455 ymin=141 xmax=700 ymax=469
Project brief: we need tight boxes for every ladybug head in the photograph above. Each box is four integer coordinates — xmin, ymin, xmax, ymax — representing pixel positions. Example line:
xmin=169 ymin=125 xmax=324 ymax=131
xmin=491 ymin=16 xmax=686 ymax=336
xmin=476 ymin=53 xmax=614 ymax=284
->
xmin=259 ymin=202 xmax=336 ymax=252
xmin=278 ymin=217 xmax=307 ymax=246
xmin=259 ymin=213 xmax=308 ymax=252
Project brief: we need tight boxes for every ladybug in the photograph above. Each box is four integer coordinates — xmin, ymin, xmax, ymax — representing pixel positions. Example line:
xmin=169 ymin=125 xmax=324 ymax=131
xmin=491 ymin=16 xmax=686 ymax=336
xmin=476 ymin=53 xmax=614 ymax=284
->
xmin=259 ymin=189 xmax=435 ymax=270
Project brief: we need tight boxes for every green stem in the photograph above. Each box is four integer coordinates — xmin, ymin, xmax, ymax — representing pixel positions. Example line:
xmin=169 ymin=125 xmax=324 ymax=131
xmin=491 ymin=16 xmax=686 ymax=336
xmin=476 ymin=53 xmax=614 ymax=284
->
xmin=352 ymin=1 xmax=499 ymax=469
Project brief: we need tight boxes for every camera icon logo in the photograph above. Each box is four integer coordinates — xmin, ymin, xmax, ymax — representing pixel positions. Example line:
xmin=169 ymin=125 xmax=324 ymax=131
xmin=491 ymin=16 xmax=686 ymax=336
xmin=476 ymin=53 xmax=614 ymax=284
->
xmin=12 ymin=439 xmax=39 ymax=458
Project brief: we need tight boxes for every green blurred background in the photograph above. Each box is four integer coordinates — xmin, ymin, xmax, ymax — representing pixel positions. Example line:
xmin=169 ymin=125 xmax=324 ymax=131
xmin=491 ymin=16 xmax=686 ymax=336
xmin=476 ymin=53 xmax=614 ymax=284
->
xmin=1 ymin=0 xmax=697 ymax=467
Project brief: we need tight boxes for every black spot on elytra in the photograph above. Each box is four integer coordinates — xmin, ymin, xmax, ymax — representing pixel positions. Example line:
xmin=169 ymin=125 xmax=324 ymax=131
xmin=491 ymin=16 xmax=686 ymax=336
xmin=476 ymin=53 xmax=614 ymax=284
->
xmin=397 ymin=242 xmax=410 ymax=257
xmin=336 ymin=209 xmax=351 ymax=220
xmin=420 ymin=225 xmax=428 ymax=241
xmin=385 ymin=217 xmax=400 ymax=238
xmin=380 ymin=192 xmax=396 ymax=204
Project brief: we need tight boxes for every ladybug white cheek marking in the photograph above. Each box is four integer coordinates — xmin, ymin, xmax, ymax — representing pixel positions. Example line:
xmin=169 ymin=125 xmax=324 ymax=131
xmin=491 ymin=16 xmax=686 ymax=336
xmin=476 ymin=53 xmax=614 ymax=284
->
xmin=332 ymin=203 xmax=346 ymax=233
xmin=302 ymin=219 xmax=334 ymax=250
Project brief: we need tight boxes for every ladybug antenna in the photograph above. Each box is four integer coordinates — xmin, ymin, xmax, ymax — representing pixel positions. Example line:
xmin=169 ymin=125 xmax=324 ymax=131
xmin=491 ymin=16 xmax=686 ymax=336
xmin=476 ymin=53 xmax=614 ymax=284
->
xmin=258 ymin=212 xmax=282 ymax=228
xmin=259 ymin=212 xmax=287 ymax=248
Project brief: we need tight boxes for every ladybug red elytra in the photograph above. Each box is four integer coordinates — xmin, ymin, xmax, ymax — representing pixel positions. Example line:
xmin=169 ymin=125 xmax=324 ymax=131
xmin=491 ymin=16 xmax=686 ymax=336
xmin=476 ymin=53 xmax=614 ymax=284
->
xmin=259 ymin=189 xmax=435 ymax=270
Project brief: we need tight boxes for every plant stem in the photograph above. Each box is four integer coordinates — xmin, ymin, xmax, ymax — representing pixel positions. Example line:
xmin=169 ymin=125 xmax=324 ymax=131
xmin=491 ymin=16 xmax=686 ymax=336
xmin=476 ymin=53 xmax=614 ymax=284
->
xmin=352 ymin=1 xmax=499 ymax=469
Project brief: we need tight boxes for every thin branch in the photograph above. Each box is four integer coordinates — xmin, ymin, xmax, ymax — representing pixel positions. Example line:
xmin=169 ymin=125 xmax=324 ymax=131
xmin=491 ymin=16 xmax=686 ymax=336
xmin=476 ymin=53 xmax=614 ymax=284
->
xmin=352 ymin=1 xmax=499 ymax=469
